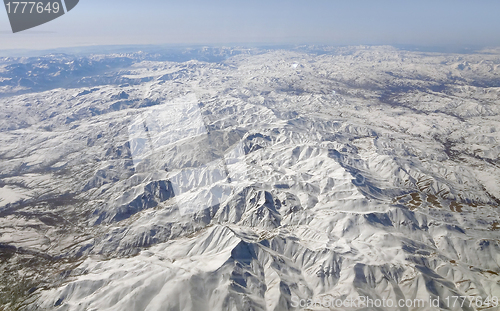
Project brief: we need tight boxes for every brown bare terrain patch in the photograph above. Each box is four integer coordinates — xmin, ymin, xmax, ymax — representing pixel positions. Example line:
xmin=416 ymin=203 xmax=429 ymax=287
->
xmin=426 ymin=194 xmax=442 ymax=208
xmin=450 ymin=201 xmax=463 ymax=213
xmin=416 ymin=178 xmax=433 ymax=192
xmin=485 ymin=270 xmax=499 ymax=276
xmin=393 ymin=193 xmax=427 ymax=211
xmin=491 ymin=222 xmax=500 ymax=231
xmin=408 ymin=193 xmax=422 ymax=210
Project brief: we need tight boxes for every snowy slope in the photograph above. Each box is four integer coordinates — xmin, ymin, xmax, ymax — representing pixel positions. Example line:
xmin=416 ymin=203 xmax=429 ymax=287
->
xmin=0 ymin=46 xmax=500 ymax=310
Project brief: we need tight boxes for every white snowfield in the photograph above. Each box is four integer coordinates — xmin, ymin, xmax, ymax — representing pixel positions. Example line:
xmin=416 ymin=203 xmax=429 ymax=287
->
xmin=0 ymin=46 xmax=500 ymax=310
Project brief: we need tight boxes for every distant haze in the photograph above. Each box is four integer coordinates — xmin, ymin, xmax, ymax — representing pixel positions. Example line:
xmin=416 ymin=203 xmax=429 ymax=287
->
xmin=1 ymin=0 xmax=500 ymax=50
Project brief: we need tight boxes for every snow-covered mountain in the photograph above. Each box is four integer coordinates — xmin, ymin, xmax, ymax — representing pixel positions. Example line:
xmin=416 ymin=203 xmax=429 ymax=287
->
xmin=1 ymin=45 xmax=500 ymax=310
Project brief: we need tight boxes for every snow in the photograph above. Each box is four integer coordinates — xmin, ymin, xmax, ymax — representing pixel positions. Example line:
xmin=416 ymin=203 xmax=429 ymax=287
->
xmin=0 ymin=185 xmax=29 ymax=207
xmin=0 ymin=46 xmax=500 ymax=310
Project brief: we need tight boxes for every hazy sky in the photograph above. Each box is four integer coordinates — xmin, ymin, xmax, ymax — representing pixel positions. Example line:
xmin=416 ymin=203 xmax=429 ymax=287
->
xmin=1 ymin=0 xmax=500 ymax=50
